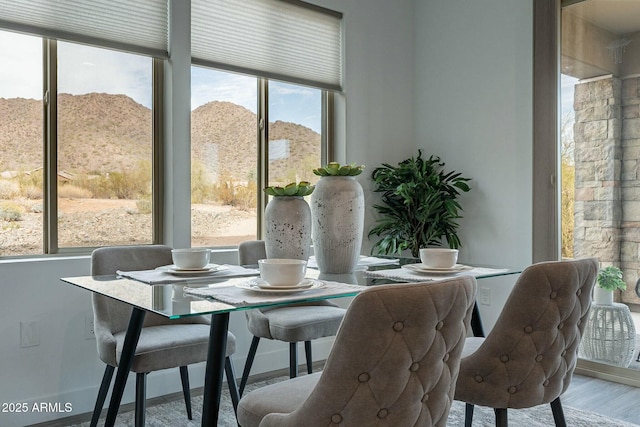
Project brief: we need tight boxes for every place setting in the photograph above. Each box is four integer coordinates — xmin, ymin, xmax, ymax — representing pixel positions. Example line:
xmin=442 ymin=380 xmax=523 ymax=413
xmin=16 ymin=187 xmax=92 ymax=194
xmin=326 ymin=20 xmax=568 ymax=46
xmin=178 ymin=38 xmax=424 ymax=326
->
xmin=235 ymin=258 xmax=323 ymax=294
xmin=116 ymin=248 xmax=259 ymax=285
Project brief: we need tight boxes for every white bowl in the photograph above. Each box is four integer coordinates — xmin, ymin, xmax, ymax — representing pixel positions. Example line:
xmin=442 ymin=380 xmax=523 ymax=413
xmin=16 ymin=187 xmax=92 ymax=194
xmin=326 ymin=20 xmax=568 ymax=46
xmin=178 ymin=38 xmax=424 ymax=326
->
xmin=258 ymin=259 xmax=307 ymax=287
xmin=419 ymin=248 xmax=459 ymax=269
xmin=171 ymin=248 xmax=211 ymax=269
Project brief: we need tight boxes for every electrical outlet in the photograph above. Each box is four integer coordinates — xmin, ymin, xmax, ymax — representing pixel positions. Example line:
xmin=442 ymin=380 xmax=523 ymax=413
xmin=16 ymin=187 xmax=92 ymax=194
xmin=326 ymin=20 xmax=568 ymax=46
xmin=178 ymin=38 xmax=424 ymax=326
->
xmin=85 ymin=312 xmax=95 ymax=339
xmin=479 ymin=287 xmax=491 ymax=306
xmin=20 ymin=320 xmax=40 ymax=348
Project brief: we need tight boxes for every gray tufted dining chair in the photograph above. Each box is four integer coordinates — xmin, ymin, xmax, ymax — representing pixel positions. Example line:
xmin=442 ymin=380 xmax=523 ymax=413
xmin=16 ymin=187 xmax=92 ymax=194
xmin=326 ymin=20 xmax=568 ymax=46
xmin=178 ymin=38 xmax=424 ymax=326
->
xmin=237 ymin=240 xmax=346 ymax=395
xmin=454 ymin=258 xmax=598 ymax=427
xmin=237 ymin=276 xmax=477 ymax=427
xmin=89 ymin=245 xmax=239 ymax=427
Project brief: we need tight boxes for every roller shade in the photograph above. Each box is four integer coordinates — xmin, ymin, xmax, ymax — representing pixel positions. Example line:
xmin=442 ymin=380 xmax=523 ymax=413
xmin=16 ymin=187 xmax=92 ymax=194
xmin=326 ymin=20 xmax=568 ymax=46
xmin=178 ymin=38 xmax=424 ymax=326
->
xmin=192 ymin=0 xmax=343 ymax=91
xmin=0 ymin=0 xmax=168 ymax=58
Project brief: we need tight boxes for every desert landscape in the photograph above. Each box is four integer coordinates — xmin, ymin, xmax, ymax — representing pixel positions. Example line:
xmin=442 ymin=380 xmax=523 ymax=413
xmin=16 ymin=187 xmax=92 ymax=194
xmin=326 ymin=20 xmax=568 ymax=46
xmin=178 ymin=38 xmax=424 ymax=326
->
xmin=0 ymin=93 xmax=317 ymax=256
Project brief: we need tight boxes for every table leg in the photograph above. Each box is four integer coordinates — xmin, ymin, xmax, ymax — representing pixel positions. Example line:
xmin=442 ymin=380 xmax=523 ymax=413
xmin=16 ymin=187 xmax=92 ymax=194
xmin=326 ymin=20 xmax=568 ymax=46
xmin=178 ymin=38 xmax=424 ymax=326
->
xmin=104 ymin=307 xmax=146 ymax=427
xmin=201 ymin=312 xmax=229 ymax=427
xmin=471 ymin=302 xmax=485 ymax=337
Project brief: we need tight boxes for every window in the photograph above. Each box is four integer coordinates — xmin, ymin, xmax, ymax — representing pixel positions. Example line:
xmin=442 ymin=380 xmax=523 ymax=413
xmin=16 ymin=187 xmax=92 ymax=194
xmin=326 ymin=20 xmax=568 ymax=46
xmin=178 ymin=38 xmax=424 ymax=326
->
xmin=0 ymin=31 xmax=43 ymax=256
xmin=0 ymin=29 xmax=157 ymax=256
xmin=190 ymin=68 xmax=330 ymax=246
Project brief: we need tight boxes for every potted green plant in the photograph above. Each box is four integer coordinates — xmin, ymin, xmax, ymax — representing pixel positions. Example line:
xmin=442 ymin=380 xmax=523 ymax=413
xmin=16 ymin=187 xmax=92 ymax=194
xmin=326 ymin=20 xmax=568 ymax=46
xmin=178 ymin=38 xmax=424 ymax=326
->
xmin=594 ymin=265 xmax=626 ymax=305
xmin=368 ymin=150 xmax=471 ymax=258
xmin=263 ymin=181 xmax=314 ymax=260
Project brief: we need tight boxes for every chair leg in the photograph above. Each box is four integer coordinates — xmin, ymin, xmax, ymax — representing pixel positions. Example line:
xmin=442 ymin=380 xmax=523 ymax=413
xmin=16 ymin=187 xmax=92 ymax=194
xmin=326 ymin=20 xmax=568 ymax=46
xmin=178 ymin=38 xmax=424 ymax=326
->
xmin=494 ymin=408 xmax=508 ymax=427
xmin=90 ymin=365 xmax=115 ymax=427
xmin=464 ymin=403 xmax=474 ymax=427
xmin=179 ymin=366 xmax=192 ymax=420
xmin=135 ymin=373 xmax=147 ymax=427
xmin=550 ymin=397 xmax=567 ymax=427
xmin=289 ymin=342 xmax=299 ymax=378
xmin=239 ymin=336 xmax=260 ymax=396
xmin=304 ymin=340 xmax=313 ymax=374
xmin=225 ymin=357 xmax=240 ymax=415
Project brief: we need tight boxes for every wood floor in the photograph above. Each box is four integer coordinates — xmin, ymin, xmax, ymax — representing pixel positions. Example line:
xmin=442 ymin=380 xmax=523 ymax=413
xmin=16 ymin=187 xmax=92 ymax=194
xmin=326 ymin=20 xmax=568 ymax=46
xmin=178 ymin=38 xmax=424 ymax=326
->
xmin=563 ymin=374 xmax=640 ymax=425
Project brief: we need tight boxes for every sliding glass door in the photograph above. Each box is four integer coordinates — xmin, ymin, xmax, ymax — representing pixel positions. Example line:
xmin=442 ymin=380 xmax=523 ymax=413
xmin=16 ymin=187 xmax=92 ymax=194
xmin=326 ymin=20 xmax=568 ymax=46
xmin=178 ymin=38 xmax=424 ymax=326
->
xmin=560 ymin=0 xmax=640 ymax=375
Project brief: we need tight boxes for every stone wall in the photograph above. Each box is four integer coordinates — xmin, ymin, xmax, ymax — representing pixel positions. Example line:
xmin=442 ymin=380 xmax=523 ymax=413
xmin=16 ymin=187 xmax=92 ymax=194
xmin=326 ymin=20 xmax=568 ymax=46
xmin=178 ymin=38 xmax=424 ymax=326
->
xmin=573 ymin=75 xmax=640 ymax=305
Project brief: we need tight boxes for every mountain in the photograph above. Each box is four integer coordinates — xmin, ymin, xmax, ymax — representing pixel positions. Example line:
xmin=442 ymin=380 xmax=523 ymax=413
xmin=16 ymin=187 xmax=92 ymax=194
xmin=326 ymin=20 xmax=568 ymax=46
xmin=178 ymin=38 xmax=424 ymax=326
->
xmin=0 ymin=93 xmax=320 ymax=180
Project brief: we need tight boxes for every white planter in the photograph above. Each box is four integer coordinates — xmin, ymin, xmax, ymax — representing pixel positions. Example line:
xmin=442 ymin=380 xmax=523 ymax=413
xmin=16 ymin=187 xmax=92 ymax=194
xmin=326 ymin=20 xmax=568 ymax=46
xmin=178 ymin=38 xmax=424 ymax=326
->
xmin=264 ymin=196 xmax=311 ymax=260
xmin=593 ymin=286 xmax=614 ymax=305
xmin=311 ymin=176 xmax=365 ymax=273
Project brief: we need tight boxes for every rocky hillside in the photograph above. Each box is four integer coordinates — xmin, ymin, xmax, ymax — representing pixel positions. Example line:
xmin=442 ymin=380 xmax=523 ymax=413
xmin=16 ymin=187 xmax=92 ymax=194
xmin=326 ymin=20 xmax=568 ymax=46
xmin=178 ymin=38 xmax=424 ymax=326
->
xmin=0 ymin=94 xmax=320 ymax=180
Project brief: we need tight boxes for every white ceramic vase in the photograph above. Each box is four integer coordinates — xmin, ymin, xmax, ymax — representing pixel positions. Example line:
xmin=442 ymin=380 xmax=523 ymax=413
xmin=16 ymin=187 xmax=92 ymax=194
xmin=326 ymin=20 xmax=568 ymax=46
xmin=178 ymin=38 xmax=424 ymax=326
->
xmin=311 ymin=176 xmax=365 ymax=273
xmin=264 ymin=196 xmax=311 ymax=260
xmin=593 ymin=286 xmax=614 ymax=305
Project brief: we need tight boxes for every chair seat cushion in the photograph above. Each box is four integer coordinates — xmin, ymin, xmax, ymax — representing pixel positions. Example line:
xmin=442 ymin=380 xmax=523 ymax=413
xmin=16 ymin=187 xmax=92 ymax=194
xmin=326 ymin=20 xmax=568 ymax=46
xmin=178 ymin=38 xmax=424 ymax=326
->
xmin=237 ymin=372 xmax=320 ymax=427
xmin=115 ymin=324 xmax=235 ymax=373
xmin=260 ymin=306 xmax=346 ymax=342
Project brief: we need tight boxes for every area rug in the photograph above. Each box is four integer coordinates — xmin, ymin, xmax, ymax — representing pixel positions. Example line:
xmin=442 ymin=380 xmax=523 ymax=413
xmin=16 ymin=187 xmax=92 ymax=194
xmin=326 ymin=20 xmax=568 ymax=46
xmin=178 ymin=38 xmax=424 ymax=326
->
xmin=69 ymin=375 xmax=638 ymax=427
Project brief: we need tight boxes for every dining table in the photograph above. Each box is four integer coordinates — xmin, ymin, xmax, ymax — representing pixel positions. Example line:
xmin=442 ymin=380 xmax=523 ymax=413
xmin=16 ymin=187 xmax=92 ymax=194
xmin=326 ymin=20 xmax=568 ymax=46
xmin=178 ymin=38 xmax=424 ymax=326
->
xmin=61 ymin=256 xmax=520 ymax=427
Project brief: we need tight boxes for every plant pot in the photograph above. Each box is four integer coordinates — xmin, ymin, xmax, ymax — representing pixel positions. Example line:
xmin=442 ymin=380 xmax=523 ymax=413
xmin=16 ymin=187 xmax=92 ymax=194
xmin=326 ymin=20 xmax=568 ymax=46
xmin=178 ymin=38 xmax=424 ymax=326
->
xmin=593 ymin=286 xmax=614 ymax=305
xmin=311 ymin=176 xmax=365 ymax=273
xmin=264 ymin=196 xmax=311 ymax=260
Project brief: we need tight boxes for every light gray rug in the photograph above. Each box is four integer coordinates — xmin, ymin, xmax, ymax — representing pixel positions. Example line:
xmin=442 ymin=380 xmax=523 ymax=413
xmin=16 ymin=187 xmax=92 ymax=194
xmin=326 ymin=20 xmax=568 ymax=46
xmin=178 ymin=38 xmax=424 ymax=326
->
xmin=69 ymin=375 xmax=638 ymax=427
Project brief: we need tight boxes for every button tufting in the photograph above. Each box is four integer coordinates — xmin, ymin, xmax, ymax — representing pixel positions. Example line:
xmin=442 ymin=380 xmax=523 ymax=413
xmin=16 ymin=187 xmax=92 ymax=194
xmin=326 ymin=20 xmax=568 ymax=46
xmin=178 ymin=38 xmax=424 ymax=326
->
xmin=331 ymin=414 xmax=342 ymax=424
xmin=393 ymin=321 xmax=404 ymax=332
xmin=377 ymin=409 xmax=389 ymax=419
xmin=474 ymin=375 xmax=483 ymax=383
xmin=500 ymin=354 xmax=509 ymax=363
xmin=543 ymin=380 xmax=550 ymax=386
xmin=550 ymin=291 xmax=557 ymax=299
xmin=443 ymin=353 xmax=450 ymax=362
xmin=557 ymin=322 xmax=564 ymax=329
xmin=508 ymin=386 xmax=517 ymax=394
xmin=358 ymin=372 xmax=370 ymax=383
xmin=577 ymin=320 xmax=581 ymax=326
xmin=410 ymin=363 xmax=420 ymax=372
xmin=436 ymin=321 xmax=444 ymax=330
xmin=561 ymin=350 xmax=567 ymax=357
xmin=535 ymin=355 xmax=543 ymax=362
xmin=576 ymin=289 xmax=582 ymax=296
xmin=422 ymin=393 xmax=429 ymax=402
xmin=524 ymin=325 xmax=533 ymax=333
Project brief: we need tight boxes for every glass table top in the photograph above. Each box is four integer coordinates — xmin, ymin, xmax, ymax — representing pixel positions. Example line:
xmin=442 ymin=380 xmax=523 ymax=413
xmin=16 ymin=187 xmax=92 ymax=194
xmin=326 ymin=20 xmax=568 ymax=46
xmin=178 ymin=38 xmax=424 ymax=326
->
xmin=61 ymin=258 xmax=521 ymax=320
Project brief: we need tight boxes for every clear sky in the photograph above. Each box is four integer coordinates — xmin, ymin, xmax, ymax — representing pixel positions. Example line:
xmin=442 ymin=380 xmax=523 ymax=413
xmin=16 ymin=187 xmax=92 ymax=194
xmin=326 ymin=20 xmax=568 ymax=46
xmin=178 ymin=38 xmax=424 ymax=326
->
xmin=0 ymin=30 xmax=322 ymax=133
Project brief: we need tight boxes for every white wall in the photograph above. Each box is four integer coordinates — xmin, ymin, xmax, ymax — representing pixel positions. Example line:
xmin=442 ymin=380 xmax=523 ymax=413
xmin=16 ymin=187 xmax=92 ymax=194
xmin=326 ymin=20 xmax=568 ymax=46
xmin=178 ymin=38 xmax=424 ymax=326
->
xmin=413 ymin=0 xmax=534 ymax=329
xmin=0 ymin=1 xmax=417 ymax=425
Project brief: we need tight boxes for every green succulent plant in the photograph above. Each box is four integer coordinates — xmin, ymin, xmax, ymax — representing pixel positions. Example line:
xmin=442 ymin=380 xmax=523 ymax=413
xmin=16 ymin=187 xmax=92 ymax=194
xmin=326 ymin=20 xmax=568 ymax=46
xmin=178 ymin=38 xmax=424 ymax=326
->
xmin=263 ymin=181 xmax=315 ymax=197
xmin=313 ymin=162 xmax=365 ymax=177
xmin=597 ymin=266 xmax=627 ymax=291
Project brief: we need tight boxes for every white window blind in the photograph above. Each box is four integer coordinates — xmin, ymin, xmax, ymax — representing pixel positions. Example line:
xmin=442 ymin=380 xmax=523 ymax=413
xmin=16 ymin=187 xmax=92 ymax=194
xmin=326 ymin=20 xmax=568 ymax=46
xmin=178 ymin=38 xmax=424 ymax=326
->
xmin=192 ymin=0 xmax=343 ymax=91
xmin=0 ymin=0 xmax=168 ymax=58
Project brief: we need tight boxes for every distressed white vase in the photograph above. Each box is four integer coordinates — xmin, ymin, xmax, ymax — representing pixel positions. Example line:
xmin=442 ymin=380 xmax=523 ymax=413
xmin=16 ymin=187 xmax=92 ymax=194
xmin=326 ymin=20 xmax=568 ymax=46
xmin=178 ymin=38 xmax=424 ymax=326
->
xmin=311 ymin=176 xmax=365 ymax=273
xmin=264 ymin=196 xmax=311 ymax=260
xmin=593 ymin=286 xmax=614 ymax=305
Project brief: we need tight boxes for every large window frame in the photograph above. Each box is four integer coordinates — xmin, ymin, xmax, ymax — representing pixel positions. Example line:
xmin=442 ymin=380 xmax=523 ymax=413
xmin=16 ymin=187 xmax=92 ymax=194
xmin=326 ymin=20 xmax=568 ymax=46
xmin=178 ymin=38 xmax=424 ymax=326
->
xmin=22 ymin=37 xmax=162 ymax=256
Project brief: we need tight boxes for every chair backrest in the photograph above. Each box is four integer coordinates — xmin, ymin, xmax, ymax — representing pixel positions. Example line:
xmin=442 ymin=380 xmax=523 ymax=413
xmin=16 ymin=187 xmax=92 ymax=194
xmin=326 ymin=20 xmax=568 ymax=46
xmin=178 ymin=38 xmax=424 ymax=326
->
xmin=238 ymin=240 xmax=266 ymax=266
xmin=261 ymin=276 xmax=477 ymax=427
xmin=90 ymin=245 xmax=182 ymax=365
xmin=455 ymin=258 xmax=598 ymax=410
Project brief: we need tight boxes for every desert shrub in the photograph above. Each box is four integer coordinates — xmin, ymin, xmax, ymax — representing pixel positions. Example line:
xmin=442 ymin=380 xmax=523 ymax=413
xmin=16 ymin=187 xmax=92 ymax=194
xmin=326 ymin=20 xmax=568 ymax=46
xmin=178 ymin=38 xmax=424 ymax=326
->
xmin=58 ymin=184 xmax=92 ymax=199
xmin=136 ymin=196 xmax=152 ymax=214
xmin=234 ymin=181 xmax=257 ymax=211
xmin=0 ymin=180 xmax=20 ymax=199
xmin=21 ymin=185 xmax=43 ymax=200
xmin=0 ymin=202 xmax=24 ymax=221
xmin=72 ymin=160 xmax=151 ymax=200
xmin=192 ymin=161 xmax=216 ymax=204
